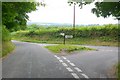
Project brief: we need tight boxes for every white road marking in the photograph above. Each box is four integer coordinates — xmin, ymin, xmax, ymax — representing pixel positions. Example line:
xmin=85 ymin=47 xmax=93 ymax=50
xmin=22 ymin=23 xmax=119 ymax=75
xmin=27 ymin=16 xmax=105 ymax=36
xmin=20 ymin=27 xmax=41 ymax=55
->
xmin=66 ymin=67 xmax=73 ymax=72
xmin=70 ymin=63 xmax=75 ymax=66
xmin=56 ymin=57 xmax=61 ymax=60
xmin=62 ymin=56 xmax=67 ymax=60
xmin=74 ymin=67 xmax=82 ymax=72
xmin=59 ymin=60 xmax=63 ymax=63
xmin=54 ymin=55 xmax=58 ymax=58
xmin=71 ymin=73 xmax=79 ymax=79
xmin=81 ymin=73 xmax=89 ymax=79
xmin=62 ymin=63 xmax=68 ymax=67
xmin=66 ymin=60 xmax=71 ymax=63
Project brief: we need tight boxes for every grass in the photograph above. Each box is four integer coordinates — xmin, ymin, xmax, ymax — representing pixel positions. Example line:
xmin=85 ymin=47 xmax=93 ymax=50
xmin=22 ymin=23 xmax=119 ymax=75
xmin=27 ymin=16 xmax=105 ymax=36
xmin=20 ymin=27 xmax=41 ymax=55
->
xmin=12 ymin=24 xmax=119 ymax=47
xmin=2 ymin=41 xmax=15 ymax=57
xmin=45 ymin=44 xmax=94 ymax=54
xmin=117 ymin=63 xmax=120 ymax=79
xmin=12 ymin=37 xmax=119 ymax=47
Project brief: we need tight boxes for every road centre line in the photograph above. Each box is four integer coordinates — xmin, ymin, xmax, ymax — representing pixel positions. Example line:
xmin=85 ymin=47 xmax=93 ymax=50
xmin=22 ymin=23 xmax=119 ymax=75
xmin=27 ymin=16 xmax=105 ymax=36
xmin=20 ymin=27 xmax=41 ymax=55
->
xmin=54 ymin=55 xmax=89 ymax=79
xmin=69 ymin=63 xmax=75 ymax=67
xmin=62 ymin=63 xmax=68 ymax=67
xmin=56 ymin=57 xmax=61 ymax=60
xmin=66 ymin=60 xmax=71 ymax=63
xmin=81 ymin=73 xmax=89 ymax=79
xmin=54 ymin=55 xmax=58 ymax=58
xmin=71 ymin=73 xmax=79 ymax=79
xmin=74 ymin=67 xmax=82 ymax=72
xmin=59 ymin=60 xmax=63 ymax=63
xmin=66 ymin=67 xmax=73 ymax=72
xmin=62 ymin=56 xmax=67 ymax=60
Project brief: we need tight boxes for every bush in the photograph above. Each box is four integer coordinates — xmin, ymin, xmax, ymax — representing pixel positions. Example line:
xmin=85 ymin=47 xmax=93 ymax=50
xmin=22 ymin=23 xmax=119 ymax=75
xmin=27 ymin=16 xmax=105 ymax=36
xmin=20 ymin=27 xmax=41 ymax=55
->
xmin=2 ymin=25 xmax=11 ymax=41
xmin=1 ymin=25 xmax=15 ymax=57
xmin=12 ymin=24 xmax=119 ymax=46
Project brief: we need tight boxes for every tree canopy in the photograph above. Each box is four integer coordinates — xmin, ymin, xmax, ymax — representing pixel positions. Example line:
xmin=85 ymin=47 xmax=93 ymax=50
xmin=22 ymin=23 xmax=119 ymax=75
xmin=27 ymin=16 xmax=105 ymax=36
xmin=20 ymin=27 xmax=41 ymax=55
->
xmin=68 ymin=0 xmax=120 ymax=20
xmin=2 ymin=2 xmax=40 ymax=31
xmin=92 ymin=2 xmax=120 ymax=20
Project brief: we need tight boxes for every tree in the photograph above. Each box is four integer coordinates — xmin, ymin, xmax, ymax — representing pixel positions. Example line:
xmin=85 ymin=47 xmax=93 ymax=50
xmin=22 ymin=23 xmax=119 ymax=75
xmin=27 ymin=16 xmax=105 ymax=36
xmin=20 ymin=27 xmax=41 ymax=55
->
xmin=68 ymin=0 xmax=120 ymax=20
xmin=2 ymin=2 xmax=40 ymax=31
xmin=92 ymin=2 xmax=120 ymax=20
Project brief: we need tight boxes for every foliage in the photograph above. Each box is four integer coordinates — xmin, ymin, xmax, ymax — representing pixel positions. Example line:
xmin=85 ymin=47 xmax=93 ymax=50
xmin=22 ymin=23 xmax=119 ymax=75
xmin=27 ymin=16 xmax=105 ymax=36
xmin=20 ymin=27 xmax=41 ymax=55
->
xmin=92 ymin=2 xmax=120 ymax=19
xmin=2 ymin=25 xmax=15 ymax=57
xmin=14 ymin=24 xmax=118 ymax=40
xmin=2 ymin=25 xmax=11 ymax=41
xmin=12 ymin=24 xmax=119 ymax=46
xmin=2 ymin=41 xmax=15 ymax=57
xmin=118 ymin=63 xmax=120 ymax=79
xmin=68 ymin=0 xmax=120 ymax=19
xmin=45 ymin=44 xmax=94 ymax=53
xmin=2 ymin=2 xmax=40 ymax=31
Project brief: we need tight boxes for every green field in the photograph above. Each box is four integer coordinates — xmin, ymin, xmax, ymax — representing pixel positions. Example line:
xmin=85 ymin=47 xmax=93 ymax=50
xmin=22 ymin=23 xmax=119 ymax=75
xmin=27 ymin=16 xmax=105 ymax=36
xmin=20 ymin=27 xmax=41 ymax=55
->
xmin=12 ymin=24 xmax=119 ymax=46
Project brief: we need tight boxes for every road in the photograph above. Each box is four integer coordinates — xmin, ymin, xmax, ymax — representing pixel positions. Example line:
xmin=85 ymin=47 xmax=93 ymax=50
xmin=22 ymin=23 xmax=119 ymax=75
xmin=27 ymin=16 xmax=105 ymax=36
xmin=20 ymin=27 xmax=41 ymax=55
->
xmin=2 ymin=40 xmax=118 ymax=78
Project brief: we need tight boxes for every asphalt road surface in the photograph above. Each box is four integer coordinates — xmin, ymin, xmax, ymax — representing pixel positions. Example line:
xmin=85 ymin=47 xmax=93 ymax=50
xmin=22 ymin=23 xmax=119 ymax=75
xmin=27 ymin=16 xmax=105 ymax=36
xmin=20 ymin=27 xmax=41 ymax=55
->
xmin=2 ymin=40 xmax=118 ymax=78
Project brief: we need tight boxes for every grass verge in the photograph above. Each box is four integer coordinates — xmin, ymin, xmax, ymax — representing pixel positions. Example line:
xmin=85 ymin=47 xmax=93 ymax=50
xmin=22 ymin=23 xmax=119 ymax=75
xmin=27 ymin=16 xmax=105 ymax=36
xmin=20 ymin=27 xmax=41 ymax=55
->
xmin=45 ymin=44 xmax=94 ymax=54
xmin=117 ymin=63 xmax=120 ymax=79
xmin=1 ymin=41 xmax=15 ymax=57
xmin=12 ymin=37 xmax=119 ymax=47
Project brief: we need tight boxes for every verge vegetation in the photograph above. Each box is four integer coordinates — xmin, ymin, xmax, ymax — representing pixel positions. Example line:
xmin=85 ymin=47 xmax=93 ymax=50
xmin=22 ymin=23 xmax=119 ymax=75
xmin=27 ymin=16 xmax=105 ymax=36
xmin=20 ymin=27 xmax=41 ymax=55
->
xmin=45 ymin=44 xmax=94 ymax=55
xmin=2 ymin=25 xmax=15 ymax=57
xmin=12 ymin=24 xmax=119 ymax=46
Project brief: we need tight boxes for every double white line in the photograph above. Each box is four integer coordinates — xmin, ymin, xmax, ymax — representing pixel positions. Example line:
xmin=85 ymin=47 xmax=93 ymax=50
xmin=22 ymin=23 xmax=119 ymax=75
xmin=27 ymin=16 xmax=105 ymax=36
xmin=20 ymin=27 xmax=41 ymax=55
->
xmin=54 ymin=55 xmax=89 ymax=79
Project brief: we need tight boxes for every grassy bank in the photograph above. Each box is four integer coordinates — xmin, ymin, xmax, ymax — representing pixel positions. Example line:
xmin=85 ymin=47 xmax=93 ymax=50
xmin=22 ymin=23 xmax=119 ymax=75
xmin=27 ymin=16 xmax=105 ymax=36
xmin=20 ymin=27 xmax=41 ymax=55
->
xmin=1 ymin=25 xmax=15 ymax=58
xmin=45 ymin=44 xmax=94 ymax=55
xmin=12 ymin=24 xmax=119 ymax=46
xmin=2 ymin=41 xmax=15 ymax=57
xmin=117 ymin=63 xmax=120 ymax=79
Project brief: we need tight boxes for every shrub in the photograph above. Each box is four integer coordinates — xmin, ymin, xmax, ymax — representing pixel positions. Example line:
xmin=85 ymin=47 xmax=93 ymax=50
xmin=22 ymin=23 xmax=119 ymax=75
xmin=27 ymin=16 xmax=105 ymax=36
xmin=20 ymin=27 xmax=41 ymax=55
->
xmin=2 ymin=25 xmax=11 ymax=41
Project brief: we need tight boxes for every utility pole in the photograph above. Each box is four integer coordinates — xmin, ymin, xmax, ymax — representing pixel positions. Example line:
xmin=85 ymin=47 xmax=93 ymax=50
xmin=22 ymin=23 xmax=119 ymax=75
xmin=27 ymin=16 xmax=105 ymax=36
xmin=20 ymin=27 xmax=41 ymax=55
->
xmin=73 ymin=3 xmax=76 ymax=37
xmin=68 ymin=0 xmax=85 ymax=38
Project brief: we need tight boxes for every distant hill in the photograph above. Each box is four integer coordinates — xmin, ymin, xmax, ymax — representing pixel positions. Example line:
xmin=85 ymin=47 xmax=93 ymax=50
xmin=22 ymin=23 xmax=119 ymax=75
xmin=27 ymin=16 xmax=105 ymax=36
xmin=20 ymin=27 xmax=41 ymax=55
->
xmin=27 ymin=22 xmax=72 ymax=26
xmin=27 ymin=22 xmax=101 ymax=27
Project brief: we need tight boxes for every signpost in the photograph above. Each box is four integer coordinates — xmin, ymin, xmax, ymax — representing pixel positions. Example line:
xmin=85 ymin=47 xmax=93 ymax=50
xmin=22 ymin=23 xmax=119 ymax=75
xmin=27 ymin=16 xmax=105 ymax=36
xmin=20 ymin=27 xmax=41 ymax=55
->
xmin=65 ymin=35 xmax=73 ymax=38
xmin=60 ymin=33 xmax=73 ymax=45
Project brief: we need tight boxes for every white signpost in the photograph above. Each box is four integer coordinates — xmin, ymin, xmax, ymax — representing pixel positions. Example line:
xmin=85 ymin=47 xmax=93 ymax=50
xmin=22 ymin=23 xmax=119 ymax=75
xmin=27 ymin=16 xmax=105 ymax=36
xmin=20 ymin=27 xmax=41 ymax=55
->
xmin=60 ymin=33 xmax=73 ymax=44
xmin=65 ymin=35 xmax=73 ymax=39
xmin=60 ymin=33 xmax=65 ymax=36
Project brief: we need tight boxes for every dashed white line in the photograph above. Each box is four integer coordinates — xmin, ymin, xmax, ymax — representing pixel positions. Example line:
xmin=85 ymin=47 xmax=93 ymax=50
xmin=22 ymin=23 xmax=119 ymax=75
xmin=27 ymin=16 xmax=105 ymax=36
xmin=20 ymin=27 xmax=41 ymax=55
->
xmin=56 ymin=57 xmax=61 ymax=60
xmin=66 ymin=60 xmax=71 ymax=63
xmin=81 ymin=73 xmax=89 ymax=79
xmin=66 ymin=67 xmax=73 ymax=72
xmin=59 ymin=60 xmax=63 ymax=63
xmin=62 ymin=56 xmax=67 ymax=60
xmin=54 ymin=55 xmax=89 ymax=79
xmin=71 ymin=73 xmax=79 ymax=79
xmin=54 ymin=55 xmax=58 ymax=58
xmin=62 ymin=63 xmax=68 ymax=67
xmin=74 ymin=67 xmax=82 ymax=72
xmin=70 ymin=63 xmax=75 ymax=67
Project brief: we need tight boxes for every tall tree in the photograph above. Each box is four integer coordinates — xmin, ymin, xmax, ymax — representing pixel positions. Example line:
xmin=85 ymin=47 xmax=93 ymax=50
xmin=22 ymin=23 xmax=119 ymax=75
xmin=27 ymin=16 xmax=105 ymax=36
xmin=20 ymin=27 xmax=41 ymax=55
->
xmin=68 ymin=0 xmax=120 ymax=20
xmin=2 ymin=2 xmax=40 ymax=31
xmin=92 ymin=2 xmax=120 ymax=20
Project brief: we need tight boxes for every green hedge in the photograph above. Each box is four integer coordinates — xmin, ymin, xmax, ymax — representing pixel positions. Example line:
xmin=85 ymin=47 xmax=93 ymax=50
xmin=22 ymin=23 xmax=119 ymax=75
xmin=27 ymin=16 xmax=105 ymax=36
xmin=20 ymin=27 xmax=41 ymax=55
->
xmin=12 ymin=24 xmax=119 ymax=42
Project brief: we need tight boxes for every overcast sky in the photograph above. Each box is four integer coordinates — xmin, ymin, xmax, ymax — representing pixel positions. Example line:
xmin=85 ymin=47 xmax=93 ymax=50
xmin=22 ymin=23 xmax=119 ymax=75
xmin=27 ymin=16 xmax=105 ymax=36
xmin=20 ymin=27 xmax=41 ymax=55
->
xmin=27 ymin=0 xmax=118 ymax=25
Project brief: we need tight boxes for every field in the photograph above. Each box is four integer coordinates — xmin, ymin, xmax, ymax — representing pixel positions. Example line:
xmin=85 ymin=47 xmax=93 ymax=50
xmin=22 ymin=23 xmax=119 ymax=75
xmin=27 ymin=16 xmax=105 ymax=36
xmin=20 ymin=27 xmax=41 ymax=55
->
xmin=12 ymin=24 xmax=119 ymax=46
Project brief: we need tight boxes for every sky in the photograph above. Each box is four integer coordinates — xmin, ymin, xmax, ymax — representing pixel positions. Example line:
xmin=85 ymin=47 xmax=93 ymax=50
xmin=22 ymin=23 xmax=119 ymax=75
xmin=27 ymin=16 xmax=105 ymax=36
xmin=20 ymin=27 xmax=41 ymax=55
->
xmin=27 ymin=0 xmax=118 ymax=25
